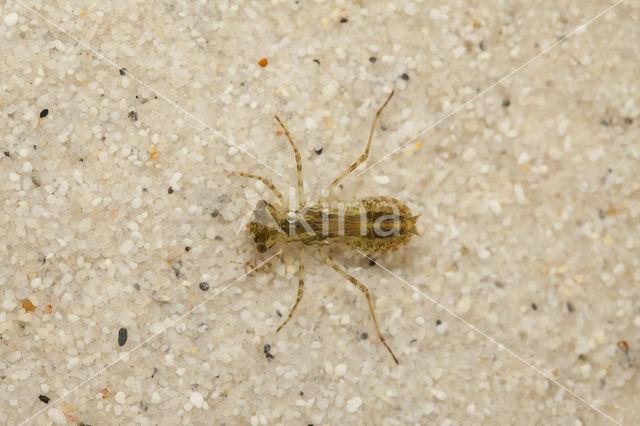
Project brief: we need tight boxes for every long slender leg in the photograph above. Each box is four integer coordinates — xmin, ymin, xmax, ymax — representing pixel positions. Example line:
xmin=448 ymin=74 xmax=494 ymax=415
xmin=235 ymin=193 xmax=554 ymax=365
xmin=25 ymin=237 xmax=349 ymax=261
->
xmin=274 ymin=115 xmax=306 ymax=209
xmin=232 ymin=250 xmax=283 ymax=273
xmin=224 ymin=170 xmax=286 ymax=208
xmin=276 ymin=248 xmax=305 ymax=332
xmin=323 ymin=250 xmax=399 ymax=364
xmin=324 ymin=90 xmax=395 ymax=197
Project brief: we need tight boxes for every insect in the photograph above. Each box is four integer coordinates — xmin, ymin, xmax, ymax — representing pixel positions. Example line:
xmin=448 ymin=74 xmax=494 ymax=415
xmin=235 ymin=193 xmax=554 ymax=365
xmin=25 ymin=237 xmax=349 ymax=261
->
xmin=226 ymin=90 xmax=419 ymax=364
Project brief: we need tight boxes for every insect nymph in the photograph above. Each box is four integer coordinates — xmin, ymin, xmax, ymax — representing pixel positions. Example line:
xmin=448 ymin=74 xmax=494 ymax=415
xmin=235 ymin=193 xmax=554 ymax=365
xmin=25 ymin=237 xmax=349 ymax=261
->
xmin=226 ymin=90 xmax=419 ymax=364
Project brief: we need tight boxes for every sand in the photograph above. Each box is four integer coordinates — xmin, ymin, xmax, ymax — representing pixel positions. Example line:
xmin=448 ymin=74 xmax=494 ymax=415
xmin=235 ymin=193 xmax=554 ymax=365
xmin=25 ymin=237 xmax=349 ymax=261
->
xmin=1 ymin=0 xmax=639 ymax=424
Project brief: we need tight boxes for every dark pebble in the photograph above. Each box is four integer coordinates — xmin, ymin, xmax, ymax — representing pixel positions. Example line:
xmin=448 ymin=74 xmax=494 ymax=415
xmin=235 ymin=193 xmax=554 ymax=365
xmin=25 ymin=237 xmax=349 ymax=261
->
xmin=185 ymin=246 xmax=191 ymax=252
xmin=39 ymin=109 xmax=49 ymax=118
xmin=502 ymin=99 xmax=510 ymax=107
xmin=435 ymin=319 xmax=442 ymax=326
xmin=128 ymin=110 xmax=138 ymax=121
xmin=340 ymin=18 xmax=348 ymax=23
xmin=199 ymin=282 xmax=210 ymax=291
xmin=168 ymin=186 xmax=174 ymax=194
xmin=119 ymin=68 xmax=128 ymax=76
xmin=531 ymin=303 xmax=537 ymax=310
xmin=400 ymin=73 xmax=409 ymax=81
xmin=263 ymin=344 xmax=271 ymax=353
xmin=314 ymin=147 xmax=323 ymax=155
xmin=211 ymin=209 xmax=219 ymax=218
xmin=173 ymin=263 xmax=181 ymax=278
xmin=3 ymin=151 xmax=9 ymax=157
xmin=369 ymin=56 xmax=377 ymax=63
xmin=312 ymin=59 xmax=320 ymax=65
xmin=118 ymin=327 xmax=128 ymax=346
xmin=39 ymin=394 xmax=49 ymax=403
xmin=567 ymin=302 xmax=574 ymax=313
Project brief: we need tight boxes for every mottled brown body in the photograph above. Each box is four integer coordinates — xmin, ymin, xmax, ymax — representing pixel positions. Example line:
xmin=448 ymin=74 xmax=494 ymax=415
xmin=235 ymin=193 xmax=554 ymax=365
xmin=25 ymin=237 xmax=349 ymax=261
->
xmin=227 ymin=90 xmax=417 ymax=364
xmin=249 ymin=196 xmax=419 ymax=254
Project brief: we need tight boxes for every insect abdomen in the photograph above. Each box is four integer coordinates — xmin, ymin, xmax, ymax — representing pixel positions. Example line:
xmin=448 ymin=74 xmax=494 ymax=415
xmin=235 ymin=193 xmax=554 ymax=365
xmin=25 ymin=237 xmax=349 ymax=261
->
xmin=290 ymin=196 xmax=418 ymax=253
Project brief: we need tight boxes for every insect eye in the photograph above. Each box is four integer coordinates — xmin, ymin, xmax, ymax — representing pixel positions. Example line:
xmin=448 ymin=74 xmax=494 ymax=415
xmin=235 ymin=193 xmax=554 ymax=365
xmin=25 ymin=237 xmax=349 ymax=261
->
xmin=286 ymin=211 xmax=296 ymax=224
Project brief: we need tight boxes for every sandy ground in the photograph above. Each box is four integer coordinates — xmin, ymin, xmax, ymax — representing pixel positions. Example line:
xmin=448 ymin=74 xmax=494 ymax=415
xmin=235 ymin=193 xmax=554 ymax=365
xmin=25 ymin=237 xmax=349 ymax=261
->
xmin=1 ymin=0 xmax=639 ymax=425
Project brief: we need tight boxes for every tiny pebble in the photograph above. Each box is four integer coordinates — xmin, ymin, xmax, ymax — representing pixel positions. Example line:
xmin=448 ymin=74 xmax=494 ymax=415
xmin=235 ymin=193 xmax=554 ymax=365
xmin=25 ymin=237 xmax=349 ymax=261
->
xmin=39 ymin=394 xmax=49 ymax=403
xmin=199 ymin=282 xmax=210 ymax=291
xmin=374 ymin=175 xmax=390 ymax=184
xmin=52 ymin=39 xmax=66 ymax=51
xmin=346 ymin=396 xmax=362 ymax=413
xmin=39 ymin=109 xmax=49 ymax=118
xmin=304 ymin=117 xmax=317 ymax=129
xmin=150 ymin=322 xmax=164 ymax=334
xmin=431 ymin=388 xmax=447 ymax=401
xmin=190 ymin=391 xmax=205 ymax=408
xmin=47 ymin=407 xmax=66 ymax=424
xmin=4 ymin=12 xmax=19 ymax=27
xmin=4 ymin=12 xmax=18 ymax=27
xmin=118 ymin=327 xmax=128 ymax=346
xmin=517 ymin=152 xmax=530 ymax=165
xmin=489 ymin=199 xmax=502 ymax=215
xmin=452 ymin=46 xmax=466 ymax=58
xmin=334 ymin=363 xmax=348 ymax=375
xmin=120 ymin=239 xmax=134 ymax=255
xmin=455 ymin=297 xmax=471 ymax=314
xmin=151 ymin=391 xmax=161 ymax=404
xmin=514 ymin=183 xmax=527 ymax=204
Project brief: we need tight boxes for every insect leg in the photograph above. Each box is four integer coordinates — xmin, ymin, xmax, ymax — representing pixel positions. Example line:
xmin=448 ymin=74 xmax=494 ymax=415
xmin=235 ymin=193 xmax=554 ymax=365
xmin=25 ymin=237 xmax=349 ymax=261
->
xmin=224 ymin=170 xmax=286 ymax=208
xmin=276 ymin=248 xmax=305 ymax=332
xmin=232 ymin=250 xmax=283 ymax=273
xmin=274 ymin=115 xmax=306 ymax=209
xmin=323 ymin=250 xmax=399 ymax=364
xmin=323 ymin=90 xmax=395 ymax=197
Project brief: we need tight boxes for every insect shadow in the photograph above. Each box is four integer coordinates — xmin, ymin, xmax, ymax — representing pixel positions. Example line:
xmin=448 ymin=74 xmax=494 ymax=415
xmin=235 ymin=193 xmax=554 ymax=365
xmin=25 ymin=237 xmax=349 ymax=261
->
xmin=226 ymin=90 xmax=419 ymax=364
